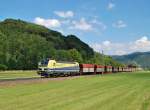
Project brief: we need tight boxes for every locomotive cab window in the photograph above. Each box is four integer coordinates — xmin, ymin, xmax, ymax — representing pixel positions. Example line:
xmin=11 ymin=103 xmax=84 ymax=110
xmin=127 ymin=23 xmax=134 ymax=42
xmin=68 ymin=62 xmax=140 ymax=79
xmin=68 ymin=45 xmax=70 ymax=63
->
xmin=39 ymin=58 xmax=49 ymax=66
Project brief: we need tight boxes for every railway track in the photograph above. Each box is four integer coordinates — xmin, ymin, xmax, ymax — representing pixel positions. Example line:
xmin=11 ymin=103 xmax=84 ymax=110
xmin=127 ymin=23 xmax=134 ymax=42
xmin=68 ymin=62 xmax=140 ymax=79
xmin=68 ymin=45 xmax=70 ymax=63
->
xmin=0 ymin=75 xmax=84 ymax=83
xmin=0 ymin=77 xmax=41 ymax=82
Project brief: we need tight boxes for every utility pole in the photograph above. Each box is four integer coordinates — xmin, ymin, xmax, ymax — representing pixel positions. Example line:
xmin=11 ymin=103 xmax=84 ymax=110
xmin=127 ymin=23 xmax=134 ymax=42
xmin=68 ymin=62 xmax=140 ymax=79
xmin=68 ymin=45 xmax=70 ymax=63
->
xmin=102 ymin=50 xmax=105 ymax=65
xmin=101 ymin=50 xmax=104 ymax=75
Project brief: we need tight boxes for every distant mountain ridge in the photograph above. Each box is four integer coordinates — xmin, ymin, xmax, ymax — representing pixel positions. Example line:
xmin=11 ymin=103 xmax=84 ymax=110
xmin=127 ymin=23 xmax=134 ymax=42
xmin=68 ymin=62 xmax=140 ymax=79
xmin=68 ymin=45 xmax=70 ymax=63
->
xmin=112 ymin=51 xmax=150 ymax=69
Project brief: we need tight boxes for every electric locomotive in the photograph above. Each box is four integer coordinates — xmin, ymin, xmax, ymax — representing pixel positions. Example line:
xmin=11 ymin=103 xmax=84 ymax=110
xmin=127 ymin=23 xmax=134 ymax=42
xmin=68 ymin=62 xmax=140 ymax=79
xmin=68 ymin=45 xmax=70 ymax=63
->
xmin=37 ymin=59 xmax=79 ymax=77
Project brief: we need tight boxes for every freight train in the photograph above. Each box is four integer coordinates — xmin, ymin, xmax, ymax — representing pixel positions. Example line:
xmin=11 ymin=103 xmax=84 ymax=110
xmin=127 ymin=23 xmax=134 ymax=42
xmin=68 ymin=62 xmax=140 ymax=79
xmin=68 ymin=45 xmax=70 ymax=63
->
xmin=37 ymin=59 xmax=137 ymax=77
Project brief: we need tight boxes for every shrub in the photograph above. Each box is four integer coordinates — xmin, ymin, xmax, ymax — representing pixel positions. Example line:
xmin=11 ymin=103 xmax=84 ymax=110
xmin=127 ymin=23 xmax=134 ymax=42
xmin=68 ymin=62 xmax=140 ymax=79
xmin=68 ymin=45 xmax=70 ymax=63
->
xmin=0 ymin=64 xmax=8 ymax=70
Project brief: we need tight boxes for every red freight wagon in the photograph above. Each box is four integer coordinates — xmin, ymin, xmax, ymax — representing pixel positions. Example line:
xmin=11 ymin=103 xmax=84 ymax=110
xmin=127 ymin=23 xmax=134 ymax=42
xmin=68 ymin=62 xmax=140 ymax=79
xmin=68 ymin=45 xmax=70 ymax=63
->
xmin=131 ymin=68 xmax=136 ymax=72
xmin=105 ymin=66 xmax=112 ymax=73
xmin=118 ymin=67 xmax=123 ymax=72
xmin=95 ymin=65 xmax=105 ymax=74
xmin=128 ymin=68 xmax=132 ymax=72
xmin=112 ymin=67 xmax=118 ymax=73
xmin=79 ymin=64 xmax=95 ymax=74
xmin=123 ymin=67 xmax=128 ymax=72
xmin=126 ymin=67 xmax=130 ymax=72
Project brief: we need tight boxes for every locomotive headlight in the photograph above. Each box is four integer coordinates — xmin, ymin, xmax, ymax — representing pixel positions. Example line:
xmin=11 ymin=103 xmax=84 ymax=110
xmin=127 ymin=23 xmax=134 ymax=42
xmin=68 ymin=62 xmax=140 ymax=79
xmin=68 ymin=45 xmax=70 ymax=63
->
xmin=38 ymin=68 xmax=45 ymax=71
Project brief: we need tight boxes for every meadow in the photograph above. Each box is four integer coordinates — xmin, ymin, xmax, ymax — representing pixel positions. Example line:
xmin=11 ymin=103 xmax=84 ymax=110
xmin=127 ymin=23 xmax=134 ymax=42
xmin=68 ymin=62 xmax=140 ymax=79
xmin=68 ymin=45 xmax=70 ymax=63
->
xmin=0 ymin=71 xmax=150 ymax=110
xmin=0 ymin=71 xmax=38 ymax=79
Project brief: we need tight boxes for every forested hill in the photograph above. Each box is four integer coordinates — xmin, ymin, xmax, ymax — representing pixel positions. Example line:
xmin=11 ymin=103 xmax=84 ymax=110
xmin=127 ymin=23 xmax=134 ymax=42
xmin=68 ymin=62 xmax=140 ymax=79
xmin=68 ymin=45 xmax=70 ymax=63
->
xmin=0 ymin=19 xmax=122 ymax=70
xmin=112 ymin=52 xmax=150 ymax=69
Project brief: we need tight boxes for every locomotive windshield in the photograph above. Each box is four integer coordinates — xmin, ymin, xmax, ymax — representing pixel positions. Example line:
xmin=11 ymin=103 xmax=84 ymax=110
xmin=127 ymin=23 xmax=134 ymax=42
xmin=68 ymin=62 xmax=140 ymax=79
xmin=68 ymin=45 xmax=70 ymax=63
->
xmin=38 ymin=58 xmax=50 ymax=66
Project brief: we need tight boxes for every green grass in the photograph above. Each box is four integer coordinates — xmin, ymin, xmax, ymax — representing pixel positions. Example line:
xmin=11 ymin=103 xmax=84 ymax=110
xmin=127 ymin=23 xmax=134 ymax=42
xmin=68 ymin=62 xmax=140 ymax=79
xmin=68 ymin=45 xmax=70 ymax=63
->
xmin=0 ymin=71 xmax=38 ymax=79
xmin=0 ymin=71 xmax=150 ymax=110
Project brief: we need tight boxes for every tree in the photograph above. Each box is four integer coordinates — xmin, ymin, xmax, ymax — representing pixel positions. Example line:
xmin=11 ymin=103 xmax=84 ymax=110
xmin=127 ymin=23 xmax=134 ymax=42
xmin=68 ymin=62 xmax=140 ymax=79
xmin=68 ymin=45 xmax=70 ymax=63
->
xmin=68 ymin=49 xmax=83 ymax=63
xmin=89 ymin=52 xmax=104 ymax=65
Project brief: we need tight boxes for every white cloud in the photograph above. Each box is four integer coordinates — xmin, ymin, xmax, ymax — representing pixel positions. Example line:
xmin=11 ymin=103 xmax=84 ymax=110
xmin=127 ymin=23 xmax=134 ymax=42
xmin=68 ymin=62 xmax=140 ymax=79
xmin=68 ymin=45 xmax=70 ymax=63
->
xmin=34 ymin=17 xmax=61 ymax=28
xmin=54 ymin=11 xmax=74 ymax=18
xmin=107 ymin=2 xmax=115 ymax=10
xmin=135 ymin=36 xmax=150 ymax=47
xmin=69 ymin=18 xmax=107 ymax=33
xmin=90 ymin=36 xmax=150 ymax=55
xmin=61 ymin=19 xmax=71 ymax=25
xmin=70 ymin=18 xmax=93 ymax=31
xmin=33 ymin=17 xmax=106 ymax=35
xmin=103 ymin=41 xmax=111 ymax=47
xmin=91 ymin=19 xmax=107 ymax=31
xmin=113 ymin=20 xmax=127 ymax=28
xmin=130 ymin=36 xmax=150 ymax=51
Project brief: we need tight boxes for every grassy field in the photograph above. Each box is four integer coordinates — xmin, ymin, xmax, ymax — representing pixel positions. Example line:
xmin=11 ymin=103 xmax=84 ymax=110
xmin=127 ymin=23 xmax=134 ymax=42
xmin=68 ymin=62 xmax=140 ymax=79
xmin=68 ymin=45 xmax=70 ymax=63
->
xmin=0 ymin=71 xmax=150 ymax=110
xmin=0 ymin=71 xmax=38 ymax=79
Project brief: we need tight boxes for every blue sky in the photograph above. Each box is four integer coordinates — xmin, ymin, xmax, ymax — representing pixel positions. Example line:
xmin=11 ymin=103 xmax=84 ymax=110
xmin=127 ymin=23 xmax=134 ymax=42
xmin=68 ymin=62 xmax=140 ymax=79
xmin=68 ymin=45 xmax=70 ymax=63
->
xmin=0 ymin=0 xmax=150 ymax=55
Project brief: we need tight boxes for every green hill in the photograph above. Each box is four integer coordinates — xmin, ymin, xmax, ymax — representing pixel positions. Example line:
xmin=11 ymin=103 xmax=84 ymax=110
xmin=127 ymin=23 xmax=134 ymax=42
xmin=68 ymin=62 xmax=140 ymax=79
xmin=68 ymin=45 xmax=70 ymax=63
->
xmin=112 ymin=52 xmax=150 ymax=69
xmin=0 ymin=19 xmax=122 ymax=70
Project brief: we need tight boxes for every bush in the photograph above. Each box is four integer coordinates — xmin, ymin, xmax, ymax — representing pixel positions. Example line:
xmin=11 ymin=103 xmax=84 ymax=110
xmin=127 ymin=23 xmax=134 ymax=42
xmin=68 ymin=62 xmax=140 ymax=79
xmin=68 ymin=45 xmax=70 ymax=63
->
xmin=0 ymin=64 xmax=8 ymax=70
